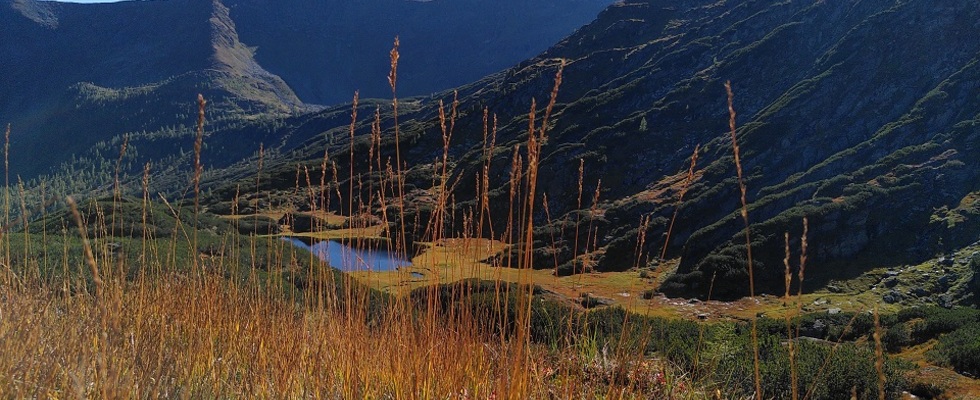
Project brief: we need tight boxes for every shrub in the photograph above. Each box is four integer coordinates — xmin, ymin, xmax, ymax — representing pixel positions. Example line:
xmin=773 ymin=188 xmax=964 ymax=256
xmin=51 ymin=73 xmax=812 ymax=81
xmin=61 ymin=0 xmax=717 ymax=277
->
xmin=899 ymin=306 xmax=980 ymax=341
xmin=883 ymin=322 xmax=912 ymax=351
xmin=929 ymin=321 xmax=980 ymax=377
xmin=720 ymin=331 xmax=910 ymax=400
xmin=908 ymin=381 xmax=944 ymax=399
xmin=238 ymin=215 xmax=281 ymax=235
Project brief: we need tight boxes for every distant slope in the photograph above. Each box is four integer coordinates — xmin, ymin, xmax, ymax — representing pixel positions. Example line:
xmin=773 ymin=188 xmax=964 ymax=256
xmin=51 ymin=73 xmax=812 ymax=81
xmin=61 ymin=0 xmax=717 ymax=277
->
xmin=0 ymin=0 xmax=611 ymax=179
xmin=224 ymin=0 xmax=616 ymax=105
xmin=1 ymin=0 xmax=301 ymax=178
xmin=204 ymin=0 xmax=980 ymax=301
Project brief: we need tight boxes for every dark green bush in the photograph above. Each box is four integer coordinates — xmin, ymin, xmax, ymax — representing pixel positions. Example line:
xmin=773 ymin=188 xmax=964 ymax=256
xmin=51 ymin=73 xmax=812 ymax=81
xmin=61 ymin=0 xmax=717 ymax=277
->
xmin=720 ymin=331 xmax=910 ymax=400
xmin=895 ymin=306 xmax=980 ymax=342
xmin=883 ymin=322 xmax=912 ymax=352
xmin=237 ymin=215 xmax=281 ymax=235
xmin=929 ymin=321 xmax=980 ymax=377
xmin=278 ymin=212 xmax=341 ymax=233
xmin=908 ymin=381 xmax=944 ymax=399
xmin=409 ymin=280 xmax=573 ymax=346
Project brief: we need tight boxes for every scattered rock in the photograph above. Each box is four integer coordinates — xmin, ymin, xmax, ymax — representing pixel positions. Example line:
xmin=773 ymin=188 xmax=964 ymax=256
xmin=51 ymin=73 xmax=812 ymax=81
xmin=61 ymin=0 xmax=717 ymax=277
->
xmin=696 ymin=313 xmax=710 ymax=320
xmin=884 ymin=278 xmax=899 ymax=288
xmin=827 ymin=308 xmax=842 ymax=315
xmin=937 ymin=294 xmax=954 ymax=309
xmin=688 ymin=298 xmax=701 ymax=304
xmin=885 ymin=270 xmax=901 ymax=277
xmin=827 ymin=285 xmax=844 ymax=293
xmin=813 ymin=298 xmax=828 ymax=306
xmin=800 ymin=319 xmax=828 ymax=338
xmin=579 ymin=293 xmax=614 ymax=309
xmin=938 ymin=256 xmax=954 ymax=267
xmin=106 ymin=242 xmax=123 ymax=254
xmin=910 ymin=287 xmax=929 ymax=297
xmin=883 ymin=291 xmax=904 ymax=304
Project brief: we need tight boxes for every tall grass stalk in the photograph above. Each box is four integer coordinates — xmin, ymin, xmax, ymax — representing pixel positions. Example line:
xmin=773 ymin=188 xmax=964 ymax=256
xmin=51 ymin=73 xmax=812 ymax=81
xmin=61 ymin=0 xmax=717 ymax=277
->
xmin=784 ymin=231 xmax=798 ymax=400
xmin=873 ymin=306 xmax=885 ymax=400
xmin=660 ymin=144 xmax=700 ymax=262
xmin=3 ymin=123 xmax=10 ymax=284
xmin=792 ymin=217 xmax=809 ymax=400
xmin=725 ymin=80 xmax=761 ymax=400
xmin=193 ymin=94 xmax=206 ymax=276
xmin=66 ymin=196 xmax=102 ymax=299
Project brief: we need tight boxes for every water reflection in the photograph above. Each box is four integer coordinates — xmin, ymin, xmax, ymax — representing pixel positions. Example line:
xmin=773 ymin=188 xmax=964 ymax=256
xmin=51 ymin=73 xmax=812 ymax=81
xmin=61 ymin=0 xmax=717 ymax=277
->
xmin=283 ymin=237 xmax=411 ymax=272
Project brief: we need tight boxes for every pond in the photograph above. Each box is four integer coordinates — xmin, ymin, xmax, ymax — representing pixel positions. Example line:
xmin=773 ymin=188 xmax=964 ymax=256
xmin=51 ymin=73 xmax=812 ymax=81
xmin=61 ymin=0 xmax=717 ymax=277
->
xmin=283 ymin=237 xmax=412 ymax=272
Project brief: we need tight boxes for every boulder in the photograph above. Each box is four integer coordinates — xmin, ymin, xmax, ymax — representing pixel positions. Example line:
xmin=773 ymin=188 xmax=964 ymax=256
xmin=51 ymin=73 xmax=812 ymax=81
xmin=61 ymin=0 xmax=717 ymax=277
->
xmin=937 ymin=294 xmax=955 ymax=309
xmin=800 ymin=319 xmax=828 ymax=339
xmin=883 ymin=291 xmax=904 ymax=304
xmin=579 ymin=293 xmax=614 ymax=309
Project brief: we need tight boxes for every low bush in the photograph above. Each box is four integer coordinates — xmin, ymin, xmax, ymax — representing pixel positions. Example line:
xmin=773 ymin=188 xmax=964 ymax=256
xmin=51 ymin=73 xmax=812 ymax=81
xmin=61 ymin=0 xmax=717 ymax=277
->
xmin=720 ymin=331 xmax=910 ymax=400
xmin=929 ymin=321 xmax=980 ymax=377
xmin=897 ymin=306 xmax=980 ymax=342
xmin=237 ymin=215 xmax=281 ymax=235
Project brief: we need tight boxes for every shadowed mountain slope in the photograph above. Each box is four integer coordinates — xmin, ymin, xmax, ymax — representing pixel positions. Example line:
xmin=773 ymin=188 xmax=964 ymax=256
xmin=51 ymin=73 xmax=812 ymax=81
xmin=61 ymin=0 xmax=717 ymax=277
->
xmin=1 ymin=0 xmax=301 ymax=177
xmin=203 ymin=0 xmax=980 ymax=300
xmin=0 ymin=0 xmax=611 ymax=178
xmin=223 ymin=0 xmax=615 ymax=105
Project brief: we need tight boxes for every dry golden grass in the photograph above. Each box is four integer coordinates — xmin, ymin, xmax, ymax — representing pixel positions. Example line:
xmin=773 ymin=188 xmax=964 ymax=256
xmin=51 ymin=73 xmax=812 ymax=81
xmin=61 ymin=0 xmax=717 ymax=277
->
xmin=0 ymin=244 xmax=710 ymax=399
xmin=0 ymin=275 xmax=517 ymax=397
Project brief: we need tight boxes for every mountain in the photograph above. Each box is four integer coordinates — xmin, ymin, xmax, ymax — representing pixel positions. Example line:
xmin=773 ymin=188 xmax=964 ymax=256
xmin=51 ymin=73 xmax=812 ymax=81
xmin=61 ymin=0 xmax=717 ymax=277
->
xmin=0 ymin=0 xmax=612 ymax=179
xmin=198 ymin=0 xmax=980 ymax=301
xmin=222 ymin=0 xmax=617 ymax=105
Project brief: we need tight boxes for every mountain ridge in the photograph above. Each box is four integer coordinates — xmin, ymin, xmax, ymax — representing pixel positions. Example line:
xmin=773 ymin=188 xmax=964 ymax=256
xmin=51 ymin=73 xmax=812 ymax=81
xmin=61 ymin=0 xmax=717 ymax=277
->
xmin=0 ymin=0 xmax=611 ymax=178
